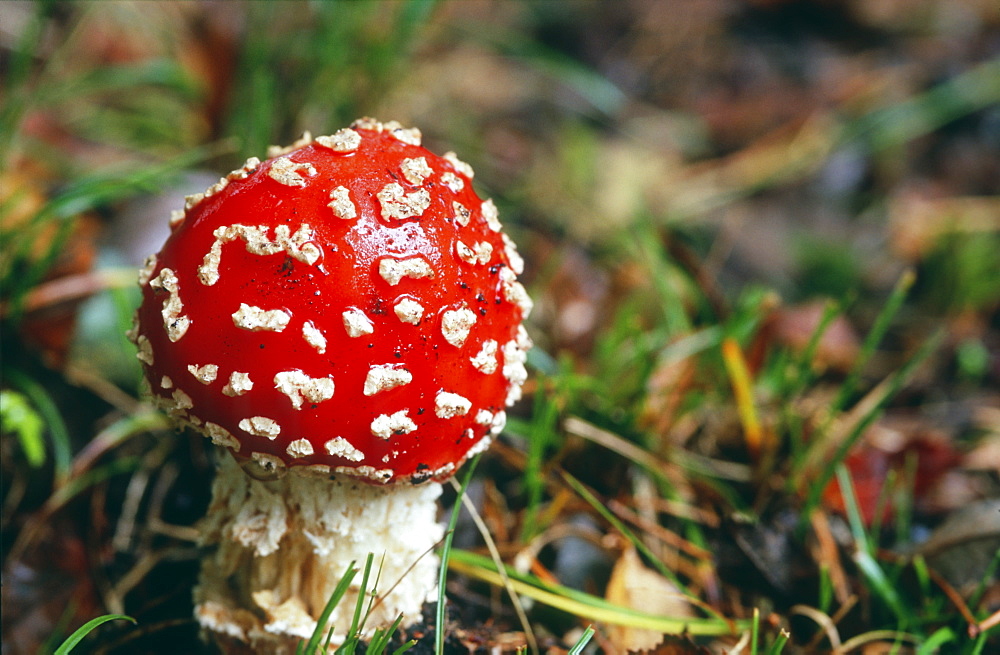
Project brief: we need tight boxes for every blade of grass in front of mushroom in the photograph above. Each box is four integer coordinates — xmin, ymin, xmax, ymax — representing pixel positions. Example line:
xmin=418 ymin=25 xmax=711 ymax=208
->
xmin=358 ymin=615 xmax=413 ymax=655
xmin=350 ymin=554 xmax=379 ymax=640
xmin=299 ymin=561 xmax=359 ymax=655
xmin=391 ymin=638 xmax=418 ymax=655
xmin=331 ymin=556 xmax=410 ymax=655
xmin=34 ymin=602 xmax=85 ymax=655
xmin=436 ymin=454 xmax=480 ymax=655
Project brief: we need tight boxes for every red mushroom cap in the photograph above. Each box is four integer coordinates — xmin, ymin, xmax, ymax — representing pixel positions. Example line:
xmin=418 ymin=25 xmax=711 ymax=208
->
xmin=131 ymin=119 xmax=531 ymax=484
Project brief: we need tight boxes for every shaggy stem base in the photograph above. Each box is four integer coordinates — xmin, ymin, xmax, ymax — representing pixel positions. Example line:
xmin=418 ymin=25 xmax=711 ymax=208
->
xmin=194 ymin=455 xmax=443 ymax=654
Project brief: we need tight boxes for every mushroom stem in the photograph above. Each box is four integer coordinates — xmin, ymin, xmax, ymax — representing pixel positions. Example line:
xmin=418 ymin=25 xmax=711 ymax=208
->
xmin=194 ymin=455 xmax=444 ymax=652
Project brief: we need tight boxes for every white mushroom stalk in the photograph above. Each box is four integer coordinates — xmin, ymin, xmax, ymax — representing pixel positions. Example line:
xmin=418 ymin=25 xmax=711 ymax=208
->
xmin=195 ymin=456 xmax=443 ymax=649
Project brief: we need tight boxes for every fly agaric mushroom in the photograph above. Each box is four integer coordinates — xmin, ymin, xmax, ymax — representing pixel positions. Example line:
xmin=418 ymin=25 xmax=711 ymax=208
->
xmin=129 ymin=119 xmax=531 ymax=651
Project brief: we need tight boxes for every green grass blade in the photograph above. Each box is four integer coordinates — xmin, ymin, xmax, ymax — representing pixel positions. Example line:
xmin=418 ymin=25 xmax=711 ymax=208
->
xmin=837 ymin=464 xmax=877 ymax=556
xmin=764 ymin=629 xmax=790 ymax=655
xmin=436 ymin=455 xmax=480 ymax=655
xmin=366 ymin=614 xmax=409 ymax=655
xmin=349 ymin=554 xmax=376 ymax=639
xmin=970 ymin=630 xmax=989 ymax=655
xmin=567 ymin=626 xmax=595 ymax=655
xmin=520 ymin=383 xmax=558 ymax=542
xmin=847 ymin=57 xmax=1000 ymax=153
xmin=449 ymin=549 xmax=746 ymax=636
xmin=394 ymin=0 xmax=439 ymax=42
xmin=785 ymin=299 xmax=844 ymax=398
xmin=391 ymin=640 xmax=417 ymax=655
xmin=52 ymin=614 xmax=136 ymax=655
xmin=802 ymin=328 xmax=944 ymax=516
xmin=830 ymin=270 xmax=915 ymax=416
xmin=304 ymin=561 xmax=359 ymax=654
xmin=835 ymin=466 xmax=910 ymax=624
xmin=631 ymin=217 xmax=692 ymax=335
xmin=916 ymin=627 xmax=955 ymax=655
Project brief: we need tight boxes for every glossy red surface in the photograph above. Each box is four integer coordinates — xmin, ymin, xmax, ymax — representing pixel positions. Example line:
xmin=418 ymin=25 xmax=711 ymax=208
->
xmin=134 ymin=123 xmax=529 ymax=483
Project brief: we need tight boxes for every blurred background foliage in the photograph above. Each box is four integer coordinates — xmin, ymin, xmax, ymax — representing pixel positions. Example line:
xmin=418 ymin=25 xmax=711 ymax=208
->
xmin=2 ymin=0 xmax=999 ymax=653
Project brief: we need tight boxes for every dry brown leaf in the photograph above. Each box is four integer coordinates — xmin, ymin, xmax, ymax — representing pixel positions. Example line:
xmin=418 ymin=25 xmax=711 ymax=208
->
xmin=605 ymin=546 xmax=694 ymax=654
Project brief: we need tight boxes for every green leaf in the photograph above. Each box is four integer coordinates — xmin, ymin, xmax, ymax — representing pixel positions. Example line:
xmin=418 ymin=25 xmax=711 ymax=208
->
xmin=5 ymin=370 xmax=71 ymax=481
xmin=0 ymin=389 xmax=46 ymax=467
